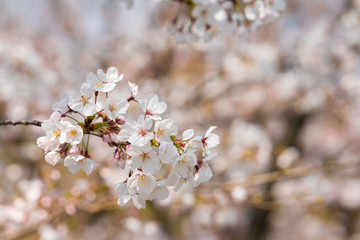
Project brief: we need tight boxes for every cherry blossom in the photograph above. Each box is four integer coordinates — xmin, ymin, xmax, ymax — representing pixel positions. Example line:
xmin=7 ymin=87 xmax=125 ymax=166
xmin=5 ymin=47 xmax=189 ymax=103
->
xmin=59 ymin=121 xmax=83 ymax=145
xmin=140 ymin=94 xmax=167 ymax=121
xmin=104 ymin=98 xmax=129 ymax=121
xmin=127 ymin=145 xmax=161 ymax=174
xmin=124 ymin=116 xmax=154 ymax=146
xmin=69 ymin=82 xmax=98 ymax=116
xmin=64 ymin=155 xmax=98 ymax=176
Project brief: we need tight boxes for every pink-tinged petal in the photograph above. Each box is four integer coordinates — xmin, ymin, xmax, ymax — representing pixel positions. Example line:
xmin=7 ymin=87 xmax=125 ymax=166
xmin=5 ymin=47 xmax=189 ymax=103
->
xmin=50 ymin=111 xmax=62 ymax=120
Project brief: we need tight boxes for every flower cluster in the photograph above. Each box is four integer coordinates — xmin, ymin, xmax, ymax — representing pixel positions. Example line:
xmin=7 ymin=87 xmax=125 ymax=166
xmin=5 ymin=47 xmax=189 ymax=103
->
xmin=37 ymin=66 xmax=220 ymax=209
xmin=170 ymin=0 xmax=286 ymax=42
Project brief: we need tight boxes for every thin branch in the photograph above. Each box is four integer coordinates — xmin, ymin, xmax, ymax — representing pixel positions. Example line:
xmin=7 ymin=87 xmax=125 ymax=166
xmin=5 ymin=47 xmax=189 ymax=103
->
xmin=0 ymin=120 xmax=42 ymax=127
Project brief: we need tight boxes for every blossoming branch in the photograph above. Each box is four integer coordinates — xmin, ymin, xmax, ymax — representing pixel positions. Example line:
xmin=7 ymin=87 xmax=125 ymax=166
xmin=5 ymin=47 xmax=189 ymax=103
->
xmin=36 ymin=66 xmax=220 ymax=209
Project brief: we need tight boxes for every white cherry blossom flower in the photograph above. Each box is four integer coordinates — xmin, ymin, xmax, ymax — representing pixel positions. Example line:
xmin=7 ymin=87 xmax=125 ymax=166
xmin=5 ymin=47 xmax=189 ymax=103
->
xmin=201 ymin=126 xmax=220 ymax=155
xmin=127 ymin=145 xmax=161 ymax=174
xmin=125 ymin=116 xmax=154 ymax=146
xmin=41 ymin=119 xmax=62 ymax=141
xmin=59 ymin=121 xmax=83 ymax=145
xmin=154 ymin=119 xmax=178 ymax=142
xmin=128 ymin=82 xmax=141 ymax=101
xmin=140 ymin=94 xmax=167 ymax=121
xmin=127 ymin=170 xmax=157 ymax=197
xmin=104 ymin=98 xmax=129 ymax=120
xmin=173 ymin=151 xmax=197 ymax=179
xmin=97 ymin=66 xmax=123 ymax=85
xmin=86 ymin=67 xmax=123 ymax=93
xmin=64 ymin=155 xmax=98 ymax=175
xmin=193 ymin=153 xmax=217 ymax=187
xmin=69 ymin=82 xmax=98 ymax=116
xmin=159 ymin=141 xmax=179 ymax=164
xmin=37 ymin=136 xmax=60 ymax=153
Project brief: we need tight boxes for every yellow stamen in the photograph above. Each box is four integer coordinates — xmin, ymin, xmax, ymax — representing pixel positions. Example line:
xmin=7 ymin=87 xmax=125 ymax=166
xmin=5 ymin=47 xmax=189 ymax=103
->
xmin=95 ymin=81 xmax=104 ymax=87
xmin=70 ymin=129 xmax=77 ymax=137
xmin=109 ymin=104 xmax=118 ymax=112
xmin=140 ymin=153 xmax=149 ymax=160
xmin=157 ymin=129 xmax=165 ymax=137
xmin=82 ymin=96 xmax=89 ymax=105
xmin=138 ymin=174 xmax=145 ymax=182
xmin=53 ymin=130 xmax=61 ymax=138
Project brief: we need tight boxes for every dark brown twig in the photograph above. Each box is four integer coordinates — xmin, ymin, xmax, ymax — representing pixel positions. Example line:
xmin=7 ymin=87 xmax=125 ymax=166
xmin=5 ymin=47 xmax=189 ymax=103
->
xmin=0 ymin=120 xmax=42 ymax=127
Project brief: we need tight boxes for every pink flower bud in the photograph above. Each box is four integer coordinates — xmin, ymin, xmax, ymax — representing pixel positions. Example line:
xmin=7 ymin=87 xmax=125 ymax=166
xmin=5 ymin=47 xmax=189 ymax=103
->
xmin=70 ymin=145 xmax=80 ymax=154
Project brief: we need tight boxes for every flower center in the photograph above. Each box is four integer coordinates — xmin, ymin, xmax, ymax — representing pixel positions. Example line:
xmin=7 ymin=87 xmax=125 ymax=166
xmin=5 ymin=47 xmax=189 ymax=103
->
xmin=138 ymin=174 xmax=145 ymax=182
xmin=53 ymin=130 xmax=61 ymax=138
xmin=139 ymin=129 xmax=147 ymax=137
xmin=140 ymin=153 xmax=149 ymax=160
xmin=109 ymin=104 xmax=118 ymax=112
xmin=95 ymin=81 xmax=104 ymax=87
xmin=70 ymin=129 xmax=77 ymax=137
xmin=82 ymin=96 xmax=89 ymax=105
xmin=181 ymin=157 xmax=188 ymax=164
xmin=157 ymin=129 xmax=165 ymax=137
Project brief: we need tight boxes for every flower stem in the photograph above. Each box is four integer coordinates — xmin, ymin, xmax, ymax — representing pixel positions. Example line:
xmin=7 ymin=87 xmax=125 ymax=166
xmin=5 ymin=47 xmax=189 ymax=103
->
xmin=65 ymin=115 xmax=80 ymax=123
xmin=86 ymin=134 xmax=90 ymax=150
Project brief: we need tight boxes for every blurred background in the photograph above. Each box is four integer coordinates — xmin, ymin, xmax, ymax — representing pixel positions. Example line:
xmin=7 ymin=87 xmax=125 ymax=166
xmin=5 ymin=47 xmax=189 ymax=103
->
xmin=0 ymin=0 xmax=360 ymax=239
